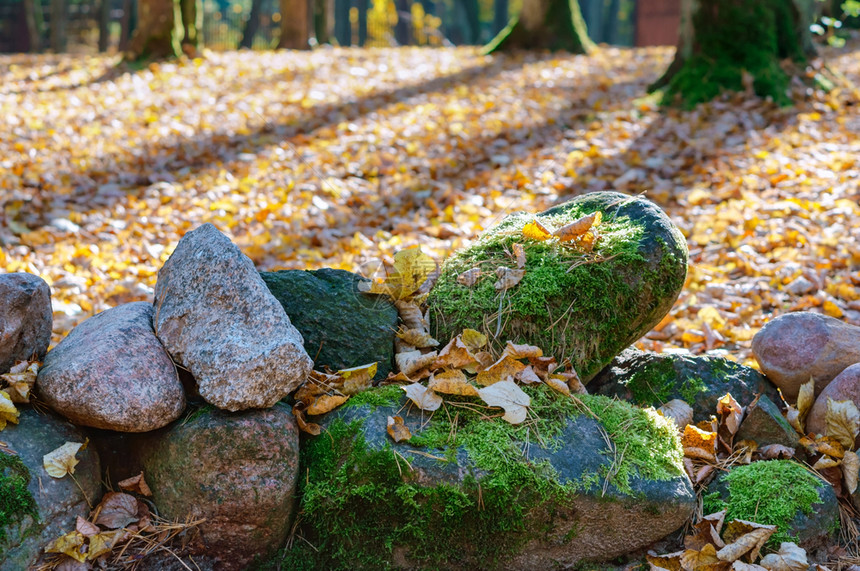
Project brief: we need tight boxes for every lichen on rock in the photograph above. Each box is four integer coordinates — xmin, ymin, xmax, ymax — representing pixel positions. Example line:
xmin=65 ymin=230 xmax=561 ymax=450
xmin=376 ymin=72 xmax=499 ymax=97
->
xmin=427 ymin=192 xmax=688 ymax=382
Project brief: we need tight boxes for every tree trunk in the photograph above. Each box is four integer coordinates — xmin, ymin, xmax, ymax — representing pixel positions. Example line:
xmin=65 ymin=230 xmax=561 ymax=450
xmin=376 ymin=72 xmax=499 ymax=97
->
xmin=356 ymin=0 xmax=368 ymax=45
xmin=23 ymin=0 xmax=43 ymax=52
xmin=334 ymin=0 xmax=349 ymax=44
xmin=119 ymin=0 xmax=137 ymax=50
xmin=492 ymin=0 xmax=508 ymax=35
xmin=278 ymin=0 xmax=311 ymax=49
xmin=179 ymin=0 xmax=200 ymax=53
xmin=50 ymin=0 xmax=67 ymax=52
xmin=98 ymin=0 xmax=111 ymax=52
xmin=485 ymin=0 xmax=593 ymax=53
xmin=394 ymin=0 xmax=412 ymax=44
xmin=655 ymin=0 xmax=814 ymax=106
xmin=313 ymin=0 xmax=332 ymax=44
xmin=240 ymin=0 xmax=264 ymax=48
xmin=126 ymin=0 xmax=180 ymax=60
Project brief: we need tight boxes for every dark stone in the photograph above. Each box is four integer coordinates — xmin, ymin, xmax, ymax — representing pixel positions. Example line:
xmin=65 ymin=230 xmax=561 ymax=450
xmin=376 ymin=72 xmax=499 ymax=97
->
xmin=139 ymin=403 xmax=300 ymax=571
xmin=427 ymin=191 xmax=688 ymax=382
xmin=0 ymin=407 xmax=102 ymax=569
xmin=261 ymin=268 xmax=398 ymax=379
xmin=0 ymin=273 xmax=52 ymax=374
xmin=735 ymin=394 xmax=799 ymax=449
xmin=291 ymin=386 xmax=695 ymax=569
xmin=589 ymin=347 xmax=780 ymax=420
xmin=37 ymin=302 xmax=185 ymax=432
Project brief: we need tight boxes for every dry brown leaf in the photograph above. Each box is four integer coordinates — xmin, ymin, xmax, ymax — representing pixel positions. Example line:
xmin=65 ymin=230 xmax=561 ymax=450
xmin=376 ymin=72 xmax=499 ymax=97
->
xmin=460 ymin=329 xmax=488 ymax=351
xmin=815 ymin=435 xmax=845 ymax=459
xmin=553 ymin=211 xmax=602 ymax=243
xmin=396 ymin=328 xmax=439 ymax=349
xmin=45 ymin=531 xmax=87 ymax=562
xmin=117 ymin=472 xmax=152 ymax=497
xmin=95 ymin=492 xmax=140 ymax=529
xmin=0 ymin=390 xmax=19 ymax=431
xmin=75 ymin=516 xmax=100 ymax=537
xmin=477 ymin=380 xmax=531 ymax=424
xmin=756 ymin=444 xmax=794 ymax=460
xmin=434 ymin=336 xmax=479 ymax=370
xmin=843 ymin=450 xmax=859 ymax=494
xmin=731 ymin=563 xmax=768 ymax=571
xmin=396 ymin=350 xmax=438 ymax=378
xmin=476 ymin=355 xmax=527 ymax=387
xmin=457 ymin=268 xmax=483 ymax=287
xmin=395 ymin=300 xmax=427 ymax=332
xmin=759 ymin=542 xmax=808 ymax=571
xmin=658 ymin=399 xmax=694 ymax=430
xmin=428 ymin=370 xmax=480 ymax=397
xmin=402 ymin=382 xmax=443 ymax=411
xmin=501 ymin=340 xmax=543 ymax=360
xmin=338 ymin=362 xmax=378 ymax=395
xmin=306 ymin=394 xmax=350 ymax=415
xmin=796 ymin=378 xmax=815 ymax=422
xmin=813 ymin=455 xmax=840 ymax=470
xmin=680 ymin=543 xmax=725 ymax=570
xmin=682 ymin=424 xmax=717 ymax=463
xmin=824 ymin=397 xmax=860 ymax=449
xmin=494 ymin=267 xmax=525 ymax=291
xmin=686 ymin=510 xmax=726 ymax=550
xmin=292 ymin=403 xmax=321 ymax=436
xmin=512 ymin=242 xmax=526 ymax=269
xmin=646 ymin=551 xmax=684 ymax=571
xmin=544 ymin=376 xmax=570 ymax=395
xmin=387 ymin=415 xmax=412 ymax=442
xmin=718 ymin=519 xmax=776 ymax=563
xmin=43 ymin=441 xmax=83 ymax=478
xmin=0 ymin=361 xmax=38 ymax=403
xmin=522 ymin=219 xmax=552 ymax=241
xmin=516 ymin=365 xmax=542 ymax=385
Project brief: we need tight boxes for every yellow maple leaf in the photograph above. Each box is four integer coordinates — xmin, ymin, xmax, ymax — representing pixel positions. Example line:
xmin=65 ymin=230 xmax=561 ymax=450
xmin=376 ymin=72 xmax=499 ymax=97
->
xmin=337 ymin=362 xmax=378 ymax=395
xmin=306 ymin=394 xmax=349 ymax=415
xmin=428 ymin=370 xmax=480 ymax=397
xmin=363 ymin=247 xmax=436 ymax=301
xmin=522 ymin=219 xmax=552 ymax=241
xmin=825 ymin=397 xmax=860 ymax=450
xmin=44 ymin=531 xmax=87 ymax=562
xmin=476 ymin=355 xmax=526 ymax=387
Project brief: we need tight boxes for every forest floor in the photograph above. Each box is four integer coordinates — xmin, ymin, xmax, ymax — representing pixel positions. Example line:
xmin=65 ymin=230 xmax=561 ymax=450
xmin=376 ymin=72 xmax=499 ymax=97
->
xmin=0 ymin=39 xmax=859 ymax=367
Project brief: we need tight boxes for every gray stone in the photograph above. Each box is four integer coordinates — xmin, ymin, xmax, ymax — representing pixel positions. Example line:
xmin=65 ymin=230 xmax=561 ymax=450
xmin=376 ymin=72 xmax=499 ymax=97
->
xmin=291 ymin=386 xmax=695 ymax=569
xmin=139 ymin=403 xmax=300 ymax=571
xmin=37 ymin=302 xmax=185 ymax=432
xmin=260 ymin=269 xmax=398 ymax=379
xmin=153 ymin=223 xmax=312 ymax=411
xmin=807 ymin=363 xmax=860 ymax=448
xmin=0 ymin=273 xmax=52 ymax=374
xmin=0 ymin=407 xmax=102 ymax=569
xmin=752 ymin=311 xmax=860 ymax=401
xmin=589 ymin=347 xmax=779 ymax=420
xmin=427 ymin=191 xmax=688 ymax=382
xmin=735 ymin=394 xmax=799 ymax=449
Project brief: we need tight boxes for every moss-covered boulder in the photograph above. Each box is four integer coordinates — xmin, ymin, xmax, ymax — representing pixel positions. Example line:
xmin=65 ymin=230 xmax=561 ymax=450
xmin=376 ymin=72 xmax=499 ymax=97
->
xmin=1 ymin=408 xmax=102 ymax=569
xmin=284 ymin=385 xmax=695 ymax=570
xmin=427 ymin=192 xmax=687 ymax=382
xmin=704 ymin=460 xmax=839 ymax=549
xmin=261 ymin=268 xmax=398 ymax=380
xmin=590 ymin=348 xmax=781 ymax=420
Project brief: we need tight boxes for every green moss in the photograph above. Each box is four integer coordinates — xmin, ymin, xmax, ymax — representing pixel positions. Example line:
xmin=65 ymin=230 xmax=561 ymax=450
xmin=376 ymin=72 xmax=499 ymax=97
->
xmin=623 ymin=358 xmax=707 ymax=406
xmin=282 ymin=387 xmax=684 ymax=569
xmin=342 ymin=384 xmax=403 ymax=410
xmin=0 ymin=453 xmax=37 ymax=542
xmin=428 ymin=202 xmax=655 ymax=381
xmin=665 ymin=0 xmax=805 ymax=106
xmin=705 ymin=460 xmax=827 ymax=546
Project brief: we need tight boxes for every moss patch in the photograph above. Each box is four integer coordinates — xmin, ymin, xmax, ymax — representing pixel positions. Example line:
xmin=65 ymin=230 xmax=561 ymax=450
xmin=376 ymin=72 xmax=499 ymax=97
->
xmin=0 ymin=453 xmax=37 ymax=542
xmin=427 ymin=193 xmax=687 ymax=381
xmin=703 ymin=460 xmax=827 ymax=546
xmin=664 ymin=0 xmax=806 ymax=106
xmin=280 ymin=387 xmax=684 ymax=570
xmin=622 ymin=357 xmax=707 ymax=406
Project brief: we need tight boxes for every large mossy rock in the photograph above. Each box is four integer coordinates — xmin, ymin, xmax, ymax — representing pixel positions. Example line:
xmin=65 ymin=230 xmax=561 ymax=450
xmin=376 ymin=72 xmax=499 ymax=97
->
xmin=261 ymin=269 xmax=398 ymax=379
xmin=704 ymin=460 xmax=839 ymax=550
xmin=1 ymin=408 xmax=102 ymax=569
xmin=589 ymin=348 xmax=781 ymax=420
xmin=286 ymin=385 xmax=695 ymax=570
xmin=427 ymin=192 xmax=687 ymax=382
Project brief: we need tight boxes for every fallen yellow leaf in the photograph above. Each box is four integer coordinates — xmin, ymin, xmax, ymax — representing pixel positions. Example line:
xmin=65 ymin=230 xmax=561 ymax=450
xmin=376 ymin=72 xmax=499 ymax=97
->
xmin=43 ymin=441 xmax=83 ymax=478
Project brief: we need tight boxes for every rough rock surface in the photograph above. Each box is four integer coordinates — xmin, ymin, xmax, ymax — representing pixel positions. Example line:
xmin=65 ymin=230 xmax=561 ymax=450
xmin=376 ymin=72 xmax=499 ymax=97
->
xmin=292 ymin=386 xmax=695 ymax=570
xmin=589 ymin=348 xmax=779 ymax=420
xmin=261 ymin=269 xmax=398 ymax=379
xmin=427 ymin=191 xmax=688 ymax=382
xmin=153 ymin=223 xmax=312 ymax=411
xmin=37 ymin=302 xmax=185 ymax=432
xmin=0 ymin=272 xmax=52 ymax=374
xmin=735 ymin=394 xmax=799 ymax=449
xmin=140 ymin=404 xmax=300 ymax=571
xmin=0 ymin=408 xmax=102 ymax=569
xmin=752 ymin=312 xmax=860 ymax=401
xmin=807 ymin=363 xmax=860 ymax=448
